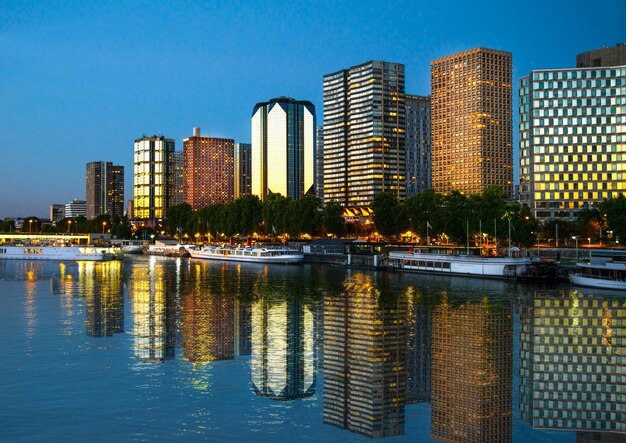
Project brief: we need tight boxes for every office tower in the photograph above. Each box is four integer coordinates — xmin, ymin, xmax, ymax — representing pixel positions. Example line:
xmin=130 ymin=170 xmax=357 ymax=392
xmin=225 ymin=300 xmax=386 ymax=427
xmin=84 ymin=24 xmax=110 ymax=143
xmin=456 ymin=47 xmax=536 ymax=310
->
xmin=251 ymin=97 xmax=315 ymax=201
xmin=520 ymin=290 xmax=626 ymax=434
xmin=183 ymin=127 xmax=235 ymax=209
xmin=84 ymin=261 xmax=124 ymax=337
xmin=64 ymin=199 xmax=86 ymax=218
xmin=323 ymin=274 xmax=406 ymax=438
xmin=85 ymin=161 xmax=125 ymax=219
xmin=518 ymin=64 xmax=626 ymax=220
xmin=323 ymin=61 xmax=406 ymax=209
xmin=172 ymin=150 xmax=184 ymax=207
xmin=431 ymin=297 xmax=513 ymax=443
xmin=315 ymin=126 xmax=324 ymax=199
xmin=182 ymin=269 xmax=235 ymax=363
xmin=234 ymin=142 xmax=252 ymax=199
xmin=405 ymin=95 xmax=431 ymax=196
xmin=132 ymin=257 xmax=178 ymax=363
xmin=133 ymin=135 xmax=175 ymax=225
xmin=576 ymin=43 xmax=626 ymax=68
xmin=405 ymin=286 xmax=431 ymax=403
xmin=251 ymin=295 xmax=315 ymax=400
xmin=431 ymin=48 xmax=513 ymax=195
xmin=49 ymin=204 xmax=65 ymax=222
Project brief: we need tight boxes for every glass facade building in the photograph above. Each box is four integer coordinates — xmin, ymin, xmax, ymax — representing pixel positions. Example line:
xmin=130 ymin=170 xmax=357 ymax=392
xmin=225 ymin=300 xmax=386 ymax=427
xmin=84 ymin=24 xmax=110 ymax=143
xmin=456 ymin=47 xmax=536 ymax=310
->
xmin=323 ymin=61 xmax=406 ymax=209
xmin=251 ymin=97 xmax=315 ymax=201
xmin=518 ymin=66 xmax=626 ymax=220
xmin=86 ymin=161 xmax=124 ymax=219
xmin=183 ymin=128 xmax=235 ymax=209
xmin=234 ymin=142 xmax=252 ymax=199
xmin=405 ymin=95 xmax=431 ymax=196
xmin=431 ymin=48 xmax=513 ymax=195
xmin=133 ymin=135 xmax=176 ymax=225
xmin=519 ymin=290 xmax=626 ymax=433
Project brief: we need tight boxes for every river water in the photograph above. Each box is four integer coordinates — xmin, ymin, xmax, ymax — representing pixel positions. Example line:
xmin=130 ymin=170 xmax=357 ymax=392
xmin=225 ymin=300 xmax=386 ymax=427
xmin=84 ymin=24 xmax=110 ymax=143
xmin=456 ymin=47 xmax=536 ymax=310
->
xmin=1 ymin=255 xmax=623 ymax=442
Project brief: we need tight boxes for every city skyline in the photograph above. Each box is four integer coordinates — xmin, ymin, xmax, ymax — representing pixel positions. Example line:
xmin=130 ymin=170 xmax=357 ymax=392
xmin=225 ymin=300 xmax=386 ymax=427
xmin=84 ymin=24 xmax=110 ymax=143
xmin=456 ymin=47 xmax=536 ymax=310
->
xmin=1 ymin=1 xmax=624 ymax=218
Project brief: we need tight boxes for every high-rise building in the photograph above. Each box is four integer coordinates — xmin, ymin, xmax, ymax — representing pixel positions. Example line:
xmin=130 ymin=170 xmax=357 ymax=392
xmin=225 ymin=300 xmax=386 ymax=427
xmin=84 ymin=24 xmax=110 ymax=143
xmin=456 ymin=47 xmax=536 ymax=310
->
xmin=431 ymin=48 xmax=513 ymax=195
xmin=183 ymin=128 xmax=234 ymax=209
xmin=323 ymin=61 xmax=406 ymax=209
xmin=323 ymin=274 xmax=406 ymax=438
xmin=86 ymin=161 xmax=125 ymax=219
xmin=172 ymin=150 xmax=184 ymax=207
xmin=64 ymin=199 xmax=86 ymax=218
xmin=518 ymin=64 xmax=626 ymax=220
xmin=49 ymin=204 xmax=65 ymax=222
xmin=431 ymin=297 xmax=513 ymax=442
xmin=576 ymin=43 xmax=626 ymax=68
xmin=234 ymin=142 xmax=252 ymax=199
xmin=133 ymin=135 xmax=175 ymax=225
xmin=251 ymin=97 xmax=315 ymax=201
xmin=405 ymin=95 xmax=431 ymax=196
xmin=315 ymin=126 xmax=324 ymax=199
xmin=520 ymin=290 xmax=626 ymax=434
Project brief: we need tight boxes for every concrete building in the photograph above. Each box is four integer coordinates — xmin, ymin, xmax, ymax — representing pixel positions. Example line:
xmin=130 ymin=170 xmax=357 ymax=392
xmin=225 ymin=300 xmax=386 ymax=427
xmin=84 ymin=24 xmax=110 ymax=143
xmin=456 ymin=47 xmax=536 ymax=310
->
xmin=234 ymin=142 xmax=252 ymax=199
xmin=431 ymin=48 xmax=513 ymax=195
xmin=576 ymin=43 xmax=626 ymax=68
xmin=323 ymin=61 xmax=406 ymax=209
xmin=86 ymin=161 xmax=124 ymax=219
xmin=315 ymin=126 xmax=324 ymax=199
xmin=518 ymin=64 xmax=626 ymax=220
xmin=64 ymin=199 xmax=86 ymax=218
xmin=172 ymin=150 xmax=184 ymax=207
xmin=183 ymin=127 xmax=234 ymax=209
xmin=251 ymin=97 xmax=315 ymax=201
xmin=133 ymin=135 xmax=176 ymax=225
xmin=405 ymin=95 xmax=431 ymax=196
xmin=49 ymin=204 xmax=65 ymax=222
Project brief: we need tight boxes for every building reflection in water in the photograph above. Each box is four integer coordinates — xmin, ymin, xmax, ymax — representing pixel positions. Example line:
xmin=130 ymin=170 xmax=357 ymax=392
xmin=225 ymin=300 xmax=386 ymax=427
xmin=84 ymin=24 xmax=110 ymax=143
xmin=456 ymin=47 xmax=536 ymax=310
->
xmin=132 ymin=257 xmax=179 ymax=363
xmin=251 ymin=287 xmax=315 ymax=400
xmin=182 ymin=263 xmax=235 ymax=364
xmin=83 ymin=261 xmax=124 ymax=337
xmin=235 ymin=299 xmax=252 ymax=357
xmin=431 ymin=294 xmax=513 ymax=443
xmin=323 ymin=273 xmax=407 ymax=438
xmin=520 ymin=289 xmax=626 ymax=435
xmin=405 ymin=286 xmax=431 ymax=404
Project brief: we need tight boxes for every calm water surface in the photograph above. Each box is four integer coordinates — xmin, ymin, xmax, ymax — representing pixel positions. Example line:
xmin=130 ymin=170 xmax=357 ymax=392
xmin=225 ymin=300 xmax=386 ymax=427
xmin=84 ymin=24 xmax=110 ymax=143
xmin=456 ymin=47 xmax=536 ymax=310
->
xmin=1 ymin=256 xmax=623 ymax=442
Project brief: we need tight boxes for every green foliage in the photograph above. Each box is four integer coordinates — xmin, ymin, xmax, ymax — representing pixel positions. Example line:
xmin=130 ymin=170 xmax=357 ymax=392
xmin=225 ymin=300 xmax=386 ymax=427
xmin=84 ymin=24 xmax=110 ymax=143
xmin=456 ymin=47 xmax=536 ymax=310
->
xmin=262 ymin=192 xmax=291 ymax=236
xmin=167 ymin=203 xmax=194 ymax=238
xmin=323 ymin=201 xmax=347 ymax=237
xmin=0 ymin=219 xmax=15 ymax=232
xmin=600 ymin=194 xmax=626 ymax=243
xmin=372 ymin=192 xmax=401 ymax=239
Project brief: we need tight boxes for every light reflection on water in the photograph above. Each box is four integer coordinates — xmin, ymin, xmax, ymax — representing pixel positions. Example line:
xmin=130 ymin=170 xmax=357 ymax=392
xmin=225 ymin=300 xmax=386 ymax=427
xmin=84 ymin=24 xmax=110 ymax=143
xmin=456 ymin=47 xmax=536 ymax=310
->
xmin=0 ymin=255 xmax=624 ymax=442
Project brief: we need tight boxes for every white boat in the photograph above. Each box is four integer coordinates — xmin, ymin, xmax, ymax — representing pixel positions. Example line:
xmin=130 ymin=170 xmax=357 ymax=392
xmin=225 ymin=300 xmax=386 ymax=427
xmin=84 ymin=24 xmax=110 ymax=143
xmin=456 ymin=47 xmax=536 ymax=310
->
xmin=569 ymin=258 xmax=626 ymax=290
xmin=121 ymin=245 xmax=144 ymax=254
xmin=388 ymin=247 xmax=532 ymax=279
xmin=0 ymin=245 xmax=121 ymax=261
xmin=145 ymin=240 xmax=190 ymax=257
xmin=187 ymin=245 xmax=304 ymax=264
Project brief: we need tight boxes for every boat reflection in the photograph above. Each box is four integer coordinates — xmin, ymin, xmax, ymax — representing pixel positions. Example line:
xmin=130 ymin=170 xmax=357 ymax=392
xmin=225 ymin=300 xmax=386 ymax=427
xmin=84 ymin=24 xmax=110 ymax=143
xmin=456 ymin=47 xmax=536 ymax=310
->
xmin=520 ymin=289 xmax=626 ymax=435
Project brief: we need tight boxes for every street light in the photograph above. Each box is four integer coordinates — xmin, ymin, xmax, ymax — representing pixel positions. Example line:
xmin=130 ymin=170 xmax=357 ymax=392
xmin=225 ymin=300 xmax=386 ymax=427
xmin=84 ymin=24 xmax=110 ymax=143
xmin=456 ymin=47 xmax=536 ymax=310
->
xmin=29 ymin=219 xmax=33 ymax=234
xmin=572 ymin=235 xmax=579 ymax=262
xmin=102 ymin=221 xmax=107 ymax=234
xmin=67 ymin=219 xmax=73 ymax=234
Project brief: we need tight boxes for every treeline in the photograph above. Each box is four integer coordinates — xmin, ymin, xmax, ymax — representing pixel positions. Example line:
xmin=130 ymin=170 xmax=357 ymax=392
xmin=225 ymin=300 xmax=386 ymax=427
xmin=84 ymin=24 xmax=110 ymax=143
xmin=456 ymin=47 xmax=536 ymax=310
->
xmin=0 ymin=215 xmax=132 ymax=239
xmin=166 ymin=194 xmax=347 ymax=240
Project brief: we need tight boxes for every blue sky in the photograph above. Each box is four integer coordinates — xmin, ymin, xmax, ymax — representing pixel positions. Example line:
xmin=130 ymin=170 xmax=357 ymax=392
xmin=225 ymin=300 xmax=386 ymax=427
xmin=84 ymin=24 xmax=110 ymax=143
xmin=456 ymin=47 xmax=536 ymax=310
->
xmin=1 ymin=0 xmax=624 ymax=218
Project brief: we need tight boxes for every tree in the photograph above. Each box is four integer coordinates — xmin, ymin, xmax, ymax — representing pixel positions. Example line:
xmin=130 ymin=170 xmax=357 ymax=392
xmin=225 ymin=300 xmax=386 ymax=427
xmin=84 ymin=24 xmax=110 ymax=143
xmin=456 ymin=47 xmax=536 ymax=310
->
xmin=234 ymin=195 xmax=263 ymax=236
xmin=372 ymin=192 xmax=401 ymax=239
xmin=600 ymin=194 xmax=626 ymax=243
xmin=167 ymin=203 xmax=194 ymax=239
xmin=323 ymin=202 xmax=346 ymax=238
xmin=262 ymin=192 xmax=290 ymax=236
xmin=402 ymin=189 xmax=441 ymax=239
xmin=288 ymin=195 xmax=322 ymax=238
xmin=0 ymin=219 xmax=15 ymax=232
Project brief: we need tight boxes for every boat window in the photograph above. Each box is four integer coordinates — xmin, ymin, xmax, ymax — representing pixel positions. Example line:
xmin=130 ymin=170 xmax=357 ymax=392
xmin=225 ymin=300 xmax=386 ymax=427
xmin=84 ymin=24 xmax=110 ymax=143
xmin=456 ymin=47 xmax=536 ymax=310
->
xmin=427 ymin=262 xmax=433 ymax=268
xmin=419 ymin=261 xmax=426 ymax=267
xmin=443 ymin=263 xmax=451 ymax=269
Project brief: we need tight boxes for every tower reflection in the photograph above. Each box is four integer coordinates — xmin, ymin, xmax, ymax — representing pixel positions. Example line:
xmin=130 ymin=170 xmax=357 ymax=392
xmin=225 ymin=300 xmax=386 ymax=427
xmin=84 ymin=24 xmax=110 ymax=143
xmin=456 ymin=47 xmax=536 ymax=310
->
xmin=251 ymin=288 xmax=315 ymax=400
xmin=405 ymin=286 xmax=431 ymax=404
xmin=520 ymin=289 xmax=626 ymax=435
xmin=132 ymin=257 xmax=179 ymax=363
xmin=431 ymin=294 xmax=513 ymax=443
xmin=84 ymin=261 xmax=124 ymax=337
xmin=323 ymin=273 xmax=407 ymax=438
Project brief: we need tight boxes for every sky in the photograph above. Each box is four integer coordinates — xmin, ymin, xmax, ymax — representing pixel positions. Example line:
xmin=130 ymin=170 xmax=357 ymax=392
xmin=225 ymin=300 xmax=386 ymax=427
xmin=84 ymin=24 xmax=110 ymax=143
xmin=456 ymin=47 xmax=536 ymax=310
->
xmin=1 ymin=0 xmax=625 ymax=219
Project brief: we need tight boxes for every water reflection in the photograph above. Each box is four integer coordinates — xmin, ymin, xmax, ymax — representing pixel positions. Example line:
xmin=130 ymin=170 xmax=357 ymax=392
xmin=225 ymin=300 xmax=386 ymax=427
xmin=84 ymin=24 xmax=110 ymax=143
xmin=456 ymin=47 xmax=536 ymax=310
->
xmin=431 ymin=294 xmax=513 ymax=443
xmin=520 ymin=289 xmax=626 ymax=434
xmin=323 ymin=273 xmax=407 ymax=438
xmin=80 ymin=261 xmax=125 ymax=337
xmin=251 ymin=273 xmax=315 ymax=401
xmin=405 ymin=286 xmax=431 ymax=404
xmin=132 ymin=257 xmax=179 ymax=363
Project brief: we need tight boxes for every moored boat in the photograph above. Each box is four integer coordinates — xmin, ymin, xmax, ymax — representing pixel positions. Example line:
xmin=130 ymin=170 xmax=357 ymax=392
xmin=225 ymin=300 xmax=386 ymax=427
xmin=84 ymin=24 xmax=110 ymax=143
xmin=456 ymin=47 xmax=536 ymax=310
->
xmin=388 ymin=246 xmax=532 ymax=279
xmin=0 ymin=245 xmax=121 ymax=261
xmin=569 ymin=257 xmax=626 ymax=290
xmin=145 ymin=240 xmax=190 ymax=257
xmin=187 ymin=245 xmax=304 ymax=264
